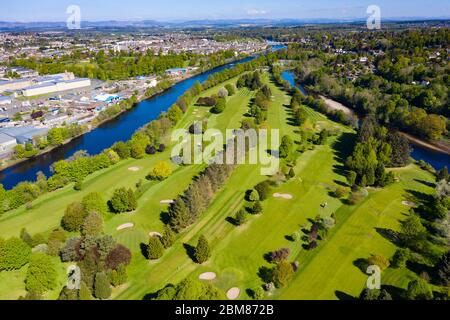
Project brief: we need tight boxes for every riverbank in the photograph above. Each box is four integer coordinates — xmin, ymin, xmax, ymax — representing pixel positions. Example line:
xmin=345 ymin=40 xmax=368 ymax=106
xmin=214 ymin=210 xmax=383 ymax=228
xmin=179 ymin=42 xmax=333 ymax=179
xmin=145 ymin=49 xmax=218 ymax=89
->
xmin=0 ymin=54 xmax=257 ymax=173
xmin=402 ymin=132 xmax=450 ymax=156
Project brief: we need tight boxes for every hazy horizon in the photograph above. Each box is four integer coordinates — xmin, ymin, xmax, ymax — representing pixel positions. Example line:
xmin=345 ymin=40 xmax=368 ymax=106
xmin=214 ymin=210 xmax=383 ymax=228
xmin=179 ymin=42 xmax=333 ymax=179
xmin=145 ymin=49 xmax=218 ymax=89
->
xmin=1 ymin=0 xmax=449 ymax=23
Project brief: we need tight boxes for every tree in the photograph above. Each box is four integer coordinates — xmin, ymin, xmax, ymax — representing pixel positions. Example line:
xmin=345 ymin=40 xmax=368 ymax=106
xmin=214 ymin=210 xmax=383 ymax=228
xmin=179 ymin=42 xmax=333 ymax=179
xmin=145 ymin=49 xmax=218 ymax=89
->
xmin=0 ymin=237 xmax=31 ymax=271
xmin=218 ymin=87 xmax=228 ymax=98
xmin=82 ymin=192 xmax=107 ymax=215
xmin=391 ymin=248 xmax=410 ymax=268
xmin=288 ymin=168 xmax=295 ymax=179
xmin=248 ymin=189 xmax=259 ymax=202
xmin=270 ymin=248 xmax=291 ymax=263
xmin=160 ymin=227 xmax=176 ymax=249
xmin=225 ymin=84 xmax=236 ymax=96
xmin=250 ymin=200 xmax=263 ymax=215
xmin=110 ymin=188 xmax=137 ymax=213
xmin=79 ymin=281 xmax=94 ymax=300
xmin=94 ymin=272 xmax=112 ymax=300
xmin=254 ymin=181 xmax=271 ymax=201
xmin=106 ymin=244 xmax=132 ymax=270
xmin=108 ymin=264 xmax=128 ymax=287
xmin=148 ymin=161 xmax=172 ymax=181
xmin=406 ymin=278 xmax=433 ymax=300
xmin=147 ymin=237 xmax=165 ymax=260
xmin=347 ymin=171 xmax=357 ymax=187
xmin=437 ymin=166 xmax=449 ymax=182
xmin=25 ymin=253 xmax=57 ymax=294
xmin=387 ymin=132 xmax=411 ymax=167
xmin=81 ymin=212 xmax=104 ymax=237
xmin=211 ymin=97 xmax=226 ymax=114
xmin=271 ymin=260 xmax=294 ymax=288
xmin=251 ymin=286 xmax=265 ymax=300
xmin=61 ymin=202 xmax=87 ymax=232
xmin=47 ymin=229 xmax=66 ymax=257
xmin=279 ymin=135 xmax=294 ymax=158
xmin=435 ymin=250 xmax=450 ymax=287
xmin=194 ymin=235 xmax=211 ymax=264
xmin=400 ymin=214 xmax=426 ymax=245
xmin=234 ymin=209 xmax=247 ymax=226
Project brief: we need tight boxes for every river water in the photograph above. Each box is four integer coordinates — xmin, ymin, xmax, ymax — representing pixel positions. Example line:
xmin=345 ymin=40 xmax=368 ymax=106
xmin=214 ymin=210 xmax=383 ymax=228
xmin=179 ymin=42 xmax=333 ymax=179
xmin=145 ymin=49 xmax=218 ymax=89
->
xmin=281 ymin=70 xmax=450 ymax=170
xmin=0 ymin=45 xmax=288 ymax=190
xmin=0 ymin=56 xmax=258 ymax=189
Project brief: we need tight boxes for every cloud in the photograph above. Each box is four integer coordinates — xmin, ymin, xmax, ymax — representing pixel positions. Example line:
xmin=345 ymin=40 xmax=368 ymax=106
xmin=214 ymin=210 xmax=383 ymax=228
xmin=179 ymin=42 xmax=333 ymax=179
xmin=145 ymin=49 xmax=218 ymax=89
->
xmin=246 ymin=8 xmax=268 ymax=16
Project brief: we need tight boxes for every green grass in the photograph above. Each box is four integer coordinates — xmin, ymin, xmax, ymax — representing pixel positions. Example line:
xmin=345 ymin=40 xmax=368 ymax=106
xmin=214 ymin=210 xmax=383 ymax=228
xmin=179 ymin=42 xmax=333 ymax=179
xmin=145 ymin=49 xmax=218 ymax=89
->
xmin=0 ymin=71 xmax=436 ymax=300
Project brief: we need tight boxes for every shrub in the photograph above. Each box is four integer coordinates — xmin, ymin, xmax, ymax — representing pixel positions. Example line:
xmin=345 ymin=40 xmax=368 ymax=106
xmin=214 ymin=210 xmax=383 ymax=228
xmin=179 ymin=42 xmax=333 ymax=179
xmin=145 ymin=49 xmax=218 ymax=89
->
xmin=146 ymin=145 xmax=157 ymax=155
xmin=348 ymin=191 xmax=364 ymax=205
xmin=25 ymin=253 xmax=57 ymax=294
xmin=108 ymin=264 xmax=128 ymax=287
xmin=194 ymin=235 xmax=211 ymax=264
xmin=248 ymin=189 xmax=259 ymax=202
xmin=367 ymin=254 xmax=390 ymax=271
xmin=147 ymin=237 xmax=165 ymax=260
xmin=334 ymin=186 xmax=347 ymax=198
xmin=74 ymin=180 xmax=83 ymax=191
xmin=251 ymin=286 xmax=265 ymax=300
xmin=148 ymin=161 xmax=172 ymax=181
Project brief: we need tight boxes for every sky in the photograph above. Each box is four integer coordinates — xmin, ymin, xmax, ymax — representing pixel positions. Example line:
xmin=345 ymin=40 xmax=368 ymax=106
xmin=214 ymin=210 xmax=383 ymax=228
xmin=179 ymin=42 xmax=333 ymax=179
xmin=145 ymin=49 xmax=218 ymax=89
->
xmin=1 ymin=0 xmax=449 ymax=22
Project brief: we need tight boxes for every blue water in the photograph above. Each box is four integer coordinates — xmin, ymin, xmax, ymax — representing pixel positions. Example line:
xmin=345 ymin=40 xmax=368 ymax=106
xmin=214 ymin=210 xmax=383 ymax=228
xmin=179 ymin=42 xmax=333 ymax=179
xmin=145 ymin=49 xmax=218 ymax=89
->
xmin=280 ymin=70 xmax=450 ymax=170
xmin=0 ymin=45 xmax=287 ymax=190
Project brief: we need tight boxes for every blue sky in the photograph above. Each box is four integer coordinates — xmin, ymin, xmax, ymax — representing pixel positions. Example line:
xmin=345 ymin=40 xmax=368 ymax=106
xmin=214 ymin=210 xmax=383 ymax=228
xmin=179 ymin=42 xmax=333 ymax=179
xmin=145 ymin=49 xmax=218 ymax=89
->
xmin=1 ymin=0 xmax=449 ymax=22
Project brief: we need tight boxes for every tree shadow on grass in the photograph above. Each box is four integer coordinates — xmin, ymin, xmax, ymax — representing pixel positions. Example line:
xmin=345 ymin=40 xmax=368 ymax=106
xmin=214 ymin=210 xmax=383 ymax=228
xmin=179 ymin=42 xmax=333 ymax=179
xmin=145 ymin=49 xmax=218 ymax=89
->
xmin=335 ymin=291 xmax=357 ymax=300
xmin=160 ymin=210 xmax=170 ymax=225
xmin=405 ymin=260 xmax=434 ymax=278
xmin=332 ymin=132 xmax=356 ymax=164
xmin=353 ymin=258 xmax=369 ymax=274
xmin=183 ymin=243 xmax=196 ymax=262
xmin=380 ymin=284 xmax=406 ymax=300
xmin=404 ymin=189 xmax=433 ymax=205
xmin=140 ymin=243 xmax=149 ymax=259
xmin=225 ymin=216 xmax=239 ymax=226
xmin=375 ymin=227 xmax=401 ymax=246
xmin=413 ymin=179 xmax=436 ymax=188
xmin=257 ymin=266 xmax=273 ymax=283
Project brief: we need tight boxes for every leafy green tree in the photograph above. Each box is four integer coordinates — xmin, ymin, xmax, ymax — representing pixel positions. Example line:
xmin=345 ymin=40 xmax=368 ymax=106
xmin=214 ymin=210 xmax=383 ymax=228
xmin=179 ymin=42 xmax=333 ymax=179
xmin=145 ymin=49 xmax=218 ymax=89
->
xmin=110 ymin=188 xmax=137 ymax=213
xmin=271 ymin=260 xmax=294 ymax=288
xmin=194 ymin=235 xmax=211 ymax=264
xmin=225 ymin=84 xmax=236 ymax=96
xmin=234 ymin=209 xmax=247 ymax=226
xmin=250 ymin=201 xmax=263 ymax=215
xmin=254 ymin=181 xmax=271 ymax=201
xmin=81 ymin=212 xmax=104 ymax=237
xmin=367 ymin=254 xmax=390 ymax=271
xmin=25 ymin=253 xmax=57 ymax=294
xmin=248 ymin=189 xmax=259 ymax=202
xmin=0 ymin=237 xmax=32 ymax=271
xmin=82 ymin=192 xmax=107 ymax=215
xmin=94 ymin=272 xmax=112 ymax=300
xmin=147 ymin=237 xmax=165 ymax=260
xmin=108 ymin=264 xmax=128 ymax=287
xmin=435 ymin=250 xmax=450 ymax=287
xmin=61 ymin=202 xmax=87 ymax=232
xmin=279 ymin=135 xmax=294 ymax=158
xmin=252 ymin=286 xmax=265 ymax=300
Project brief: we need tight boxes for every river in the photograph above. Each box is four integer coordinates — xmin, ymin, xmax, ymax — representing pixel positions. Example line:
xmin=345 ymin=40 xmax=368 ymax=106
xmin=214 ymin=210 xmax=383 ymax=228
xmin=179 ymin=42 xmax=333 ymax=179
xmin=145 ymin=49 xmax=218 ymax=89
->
xmin=281 ymin=70 xmax=450 ymax=170
xmin=0 ymin=45 xmax=287 ymax=189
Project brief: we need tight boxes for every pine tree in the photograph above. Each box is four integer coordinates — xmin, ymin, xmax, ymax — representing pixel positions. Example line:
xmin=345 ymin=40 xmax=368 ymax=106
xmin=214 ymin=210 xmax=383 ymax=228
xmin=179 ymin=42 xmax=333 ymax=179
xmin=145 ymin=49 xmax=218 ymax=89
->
xmin=147 ymin=237 xmax=165 ymax=260
xmin=194 ymin=235 xmax=211 ymax=264
xmin=79 ymin=281 xmax=93 ymax=300
xmin=160 ymin=226 xmax=176 ymax=249
xmin=435 ymin=250 xmax=450 ymax=287
xmin=168 ymin=198 xmax=191 ymax=232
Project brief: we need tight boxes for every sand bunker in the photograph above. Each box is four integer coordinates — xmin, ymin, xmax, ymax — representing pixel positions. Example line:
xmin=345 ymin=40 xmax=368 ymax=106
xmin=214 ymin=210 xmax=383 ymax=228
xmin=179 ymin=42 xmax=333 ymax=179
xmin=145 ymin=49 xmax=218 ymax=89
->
xmin=160 ymin=199 xmax=175 ymax=204
xmin=402 ymin=201 xmax=417 ymax=207
xmin=128 ymin=167 xmax=140 ymax=172
xmin=273 ymin=193 xmax=293 ymax=200
xmin=199 ymin=272 xmax=217 ymax=280
xmin=149 ymin=232 xmax=163 ymax=238
xmin=117 ymin=223 xmax=134 ymax=231
xmin=226 ymin=288 xmax=241 ymax=300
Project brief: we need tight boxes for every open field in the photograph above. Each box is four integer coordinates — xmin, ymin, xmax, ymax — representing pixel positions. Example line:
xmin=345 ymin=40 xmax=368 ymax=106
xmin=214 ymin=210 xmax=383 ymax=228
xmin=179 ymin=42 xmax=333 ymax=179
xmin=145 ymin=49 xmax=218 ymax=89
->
xmin=0 ymin=71 xmax=436 ymax=300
